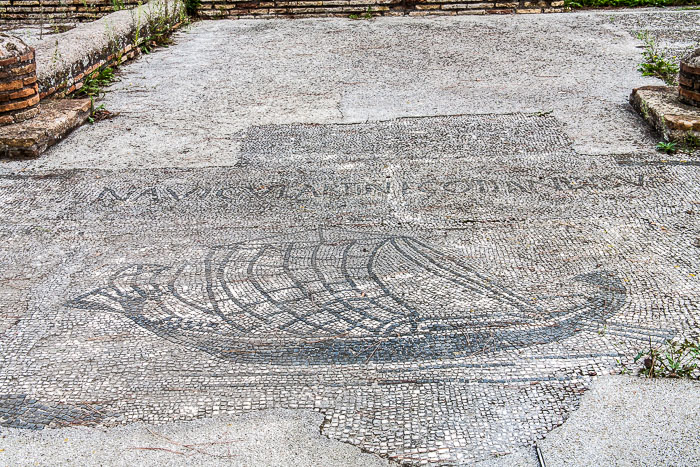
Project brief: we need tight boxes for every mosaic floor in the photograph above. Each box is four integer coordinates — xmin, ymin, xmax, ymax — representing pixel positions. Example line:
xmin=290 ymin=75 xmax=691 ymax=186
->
xmin=0 ymin=114 xmax=698 ymax=464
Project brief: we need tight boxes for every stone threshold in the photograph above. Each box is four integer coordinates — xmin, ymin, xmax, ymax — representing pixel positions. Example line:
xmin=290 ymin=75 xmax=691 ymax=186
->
xmin=629 ymin=85 xmax=700 ymax=144
xmin=0 ymin=98 xmax=91 ymax=158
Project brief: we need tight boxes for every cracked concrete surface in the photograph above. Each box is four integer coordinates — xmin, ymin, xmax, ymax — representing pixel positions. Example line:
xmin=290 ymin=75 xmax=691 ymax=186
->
xmin=0 ymin=409 xmax=391 ymax=466
xmin=1 ymin=376 xmax=697 ymax=466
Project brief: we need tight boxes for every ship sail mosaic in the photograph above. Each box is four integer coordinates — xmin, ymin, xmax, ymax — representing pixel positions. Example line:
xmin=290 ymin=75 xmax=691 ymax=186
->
xmin=68 ymin=230 xmax=627 ymax=364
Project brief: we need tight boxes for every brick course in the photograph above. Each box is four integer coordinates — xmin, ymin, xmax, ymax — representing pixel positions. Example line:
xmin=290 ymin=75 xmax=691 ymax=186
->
xmin=1 ymin=0 xmax=565 ymax=23
xmin=679 ymin=50 xmax=700 ymax=108
xmin=0 ymin=35 xmax=40 ymax=126
xmin=0 ymin=1 xmax=142 ymax=23
xmin=196 ymin=0 xmax=564 ymax=18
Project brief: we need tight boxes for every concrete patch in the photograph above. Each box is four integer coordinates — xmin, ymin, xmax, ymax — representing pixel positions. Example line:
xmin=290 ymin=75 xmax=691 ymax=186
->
xmin=540 ymin=375 xmax=700 ymax=466
xmin=0 ymin=409 xmax=390 ymax=466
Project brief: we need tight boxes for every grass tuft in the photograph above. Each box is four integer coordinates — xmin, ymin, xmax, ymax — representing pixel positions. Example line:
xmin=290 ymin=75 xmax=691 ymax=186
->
xmin=72 ymin=67 xmax=116 ymax=99
xmin=633 ymin=339 xmax=700 ymax=379
xmin=656 ymin=141 xmax=678 ymax=154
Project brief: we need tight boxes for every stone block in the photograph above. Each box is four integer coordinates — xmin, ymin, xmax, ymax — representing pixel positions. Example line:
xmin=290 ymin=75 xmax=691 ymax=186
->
xmin=629 ymin=85 xmax=700 ymax=143
xmin=0 ymin=98 xmax=90 ymax=158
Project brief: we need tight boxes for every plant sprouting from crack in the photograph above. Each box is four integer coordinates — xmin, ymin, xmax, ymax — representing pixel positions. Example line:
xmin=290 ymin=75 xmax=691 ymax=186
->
xmin=138 ymin=0 xmax=177 ymax=54
xmin=131 ymin=2 xmax=144 ymax=47
xmin=656 ymin=141 xmax=677 ymax=154
xmin=72 ymin=66 xmax=116 ymax=100
xmin=51 ymin=39 xmax=62 ymax=66
xmin=633 ymin=338 xmax=700 ymax=379
xmin=69 ymin=66 xmax=116 ymax=124
xmin=655 ymin=133 xmax=700 ymax=155
xmin=349 ymin=6 xmax=373 ymax=20
xmin=636 ymin=30 xmax=679 ymax=86
xmin=103 ymin=20 xmax=122 ymax=56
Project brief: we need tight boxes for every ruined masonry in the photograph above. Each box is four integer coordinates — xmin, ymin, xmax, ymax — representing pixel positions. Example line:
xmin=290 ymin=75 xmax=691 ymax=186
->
xmin=0 ymin=34 xmax=39 ymax=126
xmin=680 ymin=49 xmax=700 ymax=108
xmin=0 ymin=0 xmax=565 ymax=22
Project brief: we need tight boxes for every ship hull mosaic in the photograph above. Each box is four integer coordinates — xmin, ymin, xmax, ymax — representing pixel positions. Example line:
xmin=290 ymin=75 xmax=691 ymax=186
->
xmin=68 ymin=230 xmax=627 ymax=365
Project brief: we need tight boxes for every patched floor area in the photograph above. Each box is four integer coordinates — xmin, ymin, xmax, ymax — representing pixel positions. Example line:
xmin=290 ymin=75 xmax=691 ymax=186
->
xmin=0 ymin=409 xmax=391 ymax=466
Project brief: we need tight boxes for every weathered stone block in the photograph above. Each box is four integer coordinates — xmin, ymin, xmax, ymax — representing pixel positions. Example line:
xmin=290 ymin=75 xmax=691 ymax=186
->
xmin=0 ymin=98 xmax=90 ymax=158
xmin=630 ymin=86 xmax=700 ymax=143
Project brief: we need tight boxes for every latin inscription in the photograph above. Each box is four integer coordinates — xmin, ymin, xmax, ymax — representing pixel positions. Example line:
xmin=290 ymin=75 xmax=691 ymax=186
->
xmin=93 ymin=174 xmax=668 ymax=204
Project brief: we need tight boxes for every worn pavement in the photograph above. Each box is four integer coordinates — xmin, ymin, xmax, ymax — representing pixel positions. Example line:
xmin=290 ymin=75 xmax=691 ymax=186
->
xmin=1 ymin=9 xmax=699 ymax=466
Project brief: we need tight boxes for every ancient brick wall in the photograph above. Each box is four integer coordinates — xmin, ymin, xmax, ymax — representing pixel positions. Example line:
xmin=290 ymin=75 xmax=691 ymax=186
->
xmin=196 ymin=0 xmax=565 ymax=19
xmin=1 ymin=0 xmax=565 ymax=23
xmin=679 ymin=50 xmax=700 ymax=107
xmin=34 ymin=0 xmax=184 ymax=98
xmin=0 ymin=0 xmax=142 ymax=24
xmin=0 ymin=35 xmax=39 ymax=125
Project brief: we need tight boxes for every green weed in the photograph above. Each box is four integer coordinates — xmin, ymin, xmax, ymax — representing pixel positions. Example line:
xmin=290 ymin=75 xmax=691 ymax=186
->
xmin=656 ymin=141 xmax=678 ymax=154
xmin=634 ymin=338 xmax=700 ymax=379
xmin=139 ymin=0 xmax=179 ymax=53
xmin=88 ymin=103 xmax=104 ymax=124
xmin=349 ymin=6 xmax=373 ymax=19
xmin=72 ymin=67 xmax=116 ymax=99
xmin=636 ymin=31 xmax=679 ymax=86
